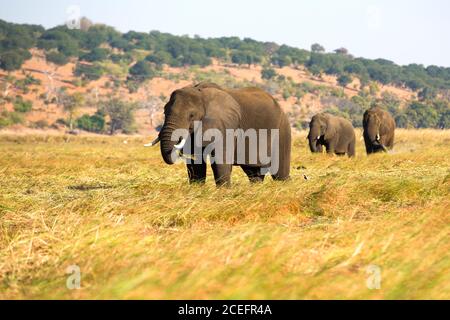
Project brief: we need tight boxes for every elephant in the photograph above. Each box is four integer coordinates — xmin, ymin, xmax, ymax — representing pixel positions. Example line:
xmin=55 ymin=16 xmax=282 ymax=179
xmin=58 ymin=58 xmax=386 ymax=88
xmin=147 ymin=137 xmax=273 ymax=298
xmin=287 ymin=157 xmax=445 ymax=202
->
xmin=307 ymin=113 xmax=356 ymax=157
xmin=146 ymin=82 xmax=291 ymax=186
xmin=363 ymin=107 xmax=395 ymax=154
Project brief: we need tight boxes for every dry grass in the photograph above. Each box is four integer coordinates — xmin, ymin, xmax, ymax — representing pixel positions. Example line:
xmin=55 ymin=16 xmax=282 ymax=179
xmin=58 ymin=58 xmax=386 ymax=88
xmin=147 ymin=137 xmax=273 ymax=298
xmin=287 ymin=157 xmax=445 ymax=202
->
xmin=0 ymin=129 xmax=449 ymax=299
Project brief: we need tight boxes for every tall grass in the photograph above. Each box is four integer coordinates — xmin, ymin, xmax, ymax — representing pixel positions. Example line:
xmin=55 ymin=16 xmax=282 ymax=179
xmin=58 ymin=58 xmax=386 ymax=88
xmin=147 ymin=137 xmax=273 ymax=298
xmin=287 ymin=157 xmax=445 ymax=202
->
xmin=0 ymin=129 xmax=449 ymax=299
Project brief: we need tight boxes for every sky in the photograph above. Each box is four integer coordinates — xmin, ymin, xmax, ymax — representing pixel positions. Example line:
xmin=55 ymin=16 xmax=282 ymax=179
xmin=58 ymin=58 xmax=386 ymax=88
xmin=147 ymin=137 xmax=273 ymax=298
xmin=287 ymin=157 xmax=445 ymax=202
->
xmin=1 ymin=0 xmax=449 ymax=67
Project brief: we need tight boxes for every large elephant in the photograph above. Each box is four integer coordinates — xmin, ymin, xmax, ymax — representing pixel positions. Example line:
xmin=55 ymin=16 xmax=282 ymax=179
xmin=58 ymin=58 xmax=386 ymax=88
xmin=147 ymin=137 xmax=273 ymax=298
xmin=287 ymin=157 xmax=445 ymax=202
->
xmin=147 ymin=82 xmax=291 ymax=186
xmin=307 ymin=113 xmax=356 ymax=157
xmin=363 ymin=107 xmax=395 ymax=154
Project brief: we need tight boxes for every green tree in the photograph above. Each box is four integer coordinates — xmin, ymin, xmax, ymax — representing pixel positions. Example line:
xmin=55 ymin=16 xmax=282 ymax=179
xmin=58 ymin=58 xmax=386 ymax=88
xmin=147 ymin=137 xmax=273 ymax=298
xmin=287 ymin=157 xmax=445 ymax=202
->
xmin=395 ymin=113 xmax=409 ymax=128
xmin=337 ymin=74 xmax=352 ymax=88
xmin=129 ymin=61 xmax=157 ymax=81
xmin=76 ymin=111 xmax=105 ymax=133
xmin=145 ymin=51 xmax=173 ymax=66
xmin=405 ymin=102 xmax=439 ymax=128
xmin=309 ymin=65 xmax=322 ymax=77
xmin=0 ymin=49 xmax=31 ymax=71
xmin=60 ymin=92 xmax=84 ymax=130
xmin=261 ymin=67 xmax=277 ymax=80
xmin=334 ymin=47 xmax=349 ymax=55
xmin=100 ymin=98 xmax=137 ymax=135
xmin=311 ymin=43 xmax=325 ymax=53
xmin=80 ymin=48 xmax=110 ymax=62
xmin=46 ymin=51 xmax=69 ymax=65
xmin=344 ymin=62 xmax=364 ymax=75
xmin=74 ymin=63 xmax=104 ymax=80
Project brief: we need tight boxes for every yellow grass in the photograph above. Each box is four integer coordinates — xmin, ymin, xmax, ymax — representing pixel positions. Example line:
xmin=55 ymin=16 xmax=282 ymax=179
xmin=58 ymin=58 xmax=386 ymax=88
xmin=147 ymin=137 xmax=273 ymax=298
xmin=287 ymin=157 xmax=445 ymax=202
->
xmin=0 ymin=129 xmax=449 ymax=299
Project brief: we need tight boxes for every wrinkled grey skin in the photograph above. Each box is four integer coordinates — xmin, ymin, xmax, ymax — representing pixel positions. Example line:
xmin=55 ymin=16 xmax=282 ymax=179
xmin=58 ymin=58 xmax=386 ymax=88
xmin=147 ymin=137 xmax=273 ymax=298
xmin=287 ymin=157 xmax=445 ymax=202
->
xmin=157 ymin=82 xmax=291 ymax=186
xmin=307 ymin=113 xmax=356 ymax=157
xmin=363 ymin=107 xmax=395 ymax=154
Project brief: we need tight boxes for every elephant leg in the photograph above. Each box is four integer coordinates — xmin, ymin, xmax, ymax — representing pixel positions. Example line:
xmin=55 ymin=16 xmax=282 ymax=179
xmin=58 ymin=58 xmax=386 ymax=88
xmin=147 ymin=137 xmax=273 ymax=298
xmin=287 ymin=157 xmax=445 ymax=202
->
xmin=326 ymin=142 xmax=336 ymax=155
xmin=211 ymin=163 xmax=232 ymax=187
xmin=363 ymin=135 xmax=373 ymax=154
xmin=386 ymin=135 xmax=394 ymax=150
xmin=316 ymin=142 xmax=323 ymax=153
xmin=186 ymin=162 xmax=207 ymax=184
xmin=348 ymin=140 xmax=356 ymax=157
xmin=271 ymin=118 xmax=291 ymax=181
xmin=241 ymin=165 xmax=265 ymax=183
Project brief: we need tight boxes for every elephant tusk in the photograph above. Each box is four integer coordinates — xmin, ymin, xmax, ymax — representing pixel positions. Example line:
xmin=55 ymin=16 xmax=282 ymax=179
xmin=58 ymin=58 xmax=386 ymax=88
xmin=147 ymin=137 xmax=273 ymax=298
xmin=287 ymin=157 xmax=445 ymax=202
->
xmin=174 ymin=138 xmax=187 ymax=150
xmin=179 ymin=151 xmax=196 ymax=161
xmin=317 ymin=135 xmax=321 ymax=140
xmin=144 ymin=136 xmax=160 ymax=147
xmin=376 ymin=133 xmax=380 ymax=141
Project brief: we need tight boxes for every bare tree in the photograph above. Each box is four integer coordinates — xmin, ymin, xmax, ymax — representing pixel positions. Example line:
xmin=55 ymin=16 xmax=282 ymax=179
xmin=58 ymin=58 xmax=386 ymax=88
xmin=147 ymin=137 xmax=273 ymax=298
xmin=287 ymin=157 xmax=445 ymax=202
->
xmin=0 ymin=75 xmax=14 ymax=98
xmin=141 ymin=89 xmax=164 ymax=128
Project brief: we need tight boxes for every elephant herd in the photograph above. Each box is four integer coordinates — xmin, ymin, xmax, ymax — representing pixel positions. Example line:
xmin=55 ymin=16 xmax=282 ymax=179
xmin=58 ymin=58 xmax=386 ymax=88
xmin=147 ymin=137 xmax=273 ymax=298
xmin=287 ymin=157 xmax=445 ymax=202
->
xmin=308 ymin=107 xmax=395 ymax=157
xmin=146 ymin=83 xmax=395 ymax=186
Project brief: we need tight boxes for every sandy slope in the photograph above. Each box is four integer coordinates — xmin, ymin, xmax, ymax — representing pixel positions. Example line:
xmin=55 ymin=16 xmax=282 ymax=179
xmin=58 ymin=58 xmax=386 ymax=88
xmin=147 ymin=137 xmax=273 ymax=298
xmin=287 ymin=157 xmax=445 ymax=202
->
xmin=0 ymin=50 xmax=415 ymax=135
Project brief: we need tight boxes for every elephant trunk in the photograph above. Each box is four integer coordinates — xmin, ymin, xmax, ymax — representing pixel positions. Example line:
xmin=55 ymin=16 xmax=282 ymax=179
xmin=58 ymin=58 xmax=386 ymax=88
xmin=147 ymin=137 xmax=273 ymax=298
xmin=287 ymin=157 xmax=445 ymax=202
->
xmin=366 ymin=122 xmax=387 ymax=152
xmin=309 ymin=136 xmax=318 ymax=152
xmin=160 ymin=115 xmax=191 ymax=164
xmin=308 ymin=125 xmax=320 ymax=153
xmin=160 ymin=124 xmax=178 ymax=165
xmin=366 ymin=122 xmax=380 ymax=145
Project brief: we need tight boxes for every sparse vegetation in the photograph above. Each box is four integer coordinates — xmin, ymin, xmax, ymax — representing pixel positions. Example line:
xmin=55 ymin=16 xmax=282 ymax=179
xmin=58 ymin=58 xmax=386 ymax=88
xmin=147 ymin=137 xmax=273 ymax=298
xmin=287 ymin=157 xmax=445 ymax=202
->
xmin=0 ymin=110 xmax=24 ymax=128
xmin=13 ymin=96 xmax=33 ymax=113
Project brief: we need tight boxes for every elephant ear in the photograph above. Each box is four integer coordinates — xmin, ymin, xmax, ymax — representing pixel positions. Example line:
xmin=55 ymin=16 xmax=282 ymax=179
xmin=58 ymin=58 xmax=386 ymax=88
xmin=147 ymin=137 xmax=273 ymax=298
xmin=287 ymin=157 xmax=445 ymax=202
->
xmin=198 ymin=87 xmax=241 ymax=132
xmin=323 ymin=117 xmax=337 ymax=140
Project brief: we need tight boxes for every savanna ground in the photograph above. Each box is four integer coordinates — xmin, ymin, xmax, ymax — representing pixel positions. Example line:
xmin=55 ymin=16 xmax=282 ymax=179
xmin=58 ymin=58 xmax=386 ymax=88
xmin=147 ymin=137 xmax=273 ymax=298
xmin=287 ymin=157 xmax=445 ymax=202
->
xmin=0 ymin=129 xmax=449 ymax=299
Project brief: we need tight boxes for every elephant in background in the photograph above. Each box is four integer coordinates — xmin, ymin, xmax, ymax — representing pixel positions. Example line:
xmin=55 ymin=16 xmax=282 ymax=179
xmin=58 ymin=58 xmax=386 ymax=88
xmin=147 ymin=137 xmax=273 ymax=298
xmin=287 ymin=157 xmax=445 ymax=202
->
xmin=146 ymin=82 xmax=291 ymax=186
xmin=363 ymin=107 xmax=395 ymax=154
xmin=307 ymin=113 xmax=356 ymax=157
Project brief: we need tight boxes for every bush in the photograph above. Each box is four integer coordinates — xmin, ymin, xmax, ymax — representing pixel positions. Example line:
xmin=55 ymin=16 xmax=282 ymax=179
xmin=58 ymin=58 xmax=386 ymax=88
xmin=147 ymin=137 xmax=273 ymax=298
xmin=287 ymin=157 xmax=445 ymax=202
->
xmin=395 ymin=114 xmax=409 ymax=128
xmin=129 ymin=60 xmax=158 ymax=81
xmin=74 ymin=63 xmax=104 ymax=80
xmin=13 ymin=97 xmax=33 ymax=112
xmin=337 ymin=74 xmax=352 ymax=88
xmin=0 ymin=111 xmax=24 ymax=128
xmin=31 ymin=119 xmax=49 ymax=129
xmin=76 ymin=112 xmax=105 ymax=133
xmin=404 ymin=102 xmax=439 ymax=128
xmin=145 ymin=51 xmax=173 ymax=65
xmin=261 ymin=67 xmax=277 ymax=80
xmin=110 ymin=53 xmax=133 ymax=64
xmin=80 ymin=48 xmax=110 ymax=62
xmin=0 ymin=49 xmax=31 ymax=71
xmin=46 ymin=51 xmax=69 ymax=65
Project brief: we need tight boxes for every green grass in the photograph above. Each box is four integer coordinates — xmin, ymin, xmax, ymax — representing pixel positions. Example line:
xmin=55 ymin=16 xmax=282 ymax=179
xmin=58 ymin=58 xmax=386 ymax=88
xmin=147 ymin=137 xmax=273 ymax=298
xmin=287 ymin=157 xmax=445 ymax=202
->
xmin=0 ymin=129 xmax=449 ymax=299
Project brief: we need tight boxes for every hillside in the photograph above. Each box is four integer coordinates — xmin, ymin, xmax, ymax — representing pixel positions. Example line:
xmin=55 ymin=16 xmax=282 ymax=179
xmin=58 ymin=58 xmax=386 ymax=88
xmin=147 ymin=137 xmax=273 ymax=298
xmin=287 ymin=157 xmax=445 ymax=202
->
xmin=0 ymin=19 xmax=449 ymax=134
